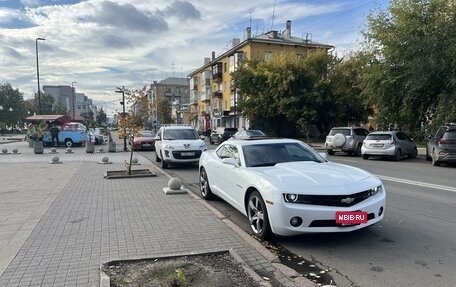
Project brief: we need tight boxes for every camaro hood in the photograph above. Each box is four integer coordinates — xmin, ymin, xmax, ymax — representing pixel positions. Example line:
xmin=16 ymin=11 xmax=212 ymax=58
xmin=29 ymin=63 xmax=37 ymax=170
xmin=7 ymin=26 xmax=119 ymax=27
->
xmin=256 ymin=161 xmax=377 ymax=193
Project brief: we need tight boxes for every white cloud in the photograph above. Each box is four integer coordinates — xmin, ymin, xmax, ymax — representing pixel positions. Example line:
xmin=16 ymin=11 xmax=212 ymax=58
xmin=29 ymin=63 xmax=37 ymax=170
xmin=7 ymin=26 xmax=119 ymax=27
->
xmin=0 ymin=0 xmax=387 ymax=116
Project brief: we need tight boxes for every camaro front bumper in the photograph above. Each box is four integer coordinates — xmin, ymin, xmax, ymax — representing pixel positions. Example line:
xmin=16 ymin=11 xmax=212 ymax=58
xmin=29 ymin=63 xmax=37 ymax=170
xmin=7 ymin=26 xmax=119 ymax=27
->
xmin=266 ymin=191 xmax=386 ymax=236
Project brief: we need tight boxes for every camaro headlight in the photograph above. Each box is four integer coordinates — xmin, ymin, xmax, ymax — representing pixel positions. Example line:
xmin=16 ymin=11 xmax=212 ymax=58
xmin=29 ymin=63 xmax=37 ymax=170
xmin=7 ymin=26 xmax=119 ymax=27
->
xmin=283 ymin=193 xmax=299 ymax=203
xmin=369 ymin=185 xmax=383 ymax=196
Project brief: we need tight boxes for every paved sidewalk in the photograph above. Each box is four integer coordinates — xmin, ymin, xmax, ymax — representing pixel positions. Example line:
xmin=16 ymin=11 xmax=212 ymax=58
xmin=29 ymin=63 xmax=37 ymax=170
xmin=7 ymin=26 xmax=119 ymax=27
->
xmin=0 ymin=141 xmax=314 ymax=287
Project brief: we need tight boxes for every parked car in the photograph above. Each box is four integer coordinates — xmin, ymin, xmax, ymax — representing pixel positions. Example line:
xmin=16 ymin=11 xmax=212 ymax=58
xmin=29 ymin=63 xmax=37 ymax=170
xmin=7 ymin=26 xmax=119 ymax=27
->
xmin=129 ymin=130 xmax=156 ymax=151
xmin=154 ymin=125 xmax=207 ymax=169
xmin=426 ymin=123 xmax=456 ymax=166
xmin=209 ymin=127 xmax=238 ymax=144
xmin=325 ymin=126 xmax=369 ymax=156
xmin=361 ymin=131 xmax=418 ymax=161
xmin=199 ymin=138 xmax=386 ymax=239
xmin=88 ymin=128 xmax=106 ymax=145
xmin=42 ymin=122 xmax=88 ymax=147
xmin=231 ymin=129 xmax=267 ymax=140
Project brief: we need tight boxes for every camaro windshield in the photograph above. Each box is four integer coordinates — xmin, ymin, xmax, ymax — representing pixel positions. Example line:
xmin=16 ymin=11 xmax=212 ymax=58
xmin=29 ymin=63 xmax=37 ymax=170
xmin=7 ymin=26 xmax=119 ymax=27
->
xmin=164 ymin=129 xmax=199 ymax=140
xmin=242 ymin=142 xmax=324 ymax=167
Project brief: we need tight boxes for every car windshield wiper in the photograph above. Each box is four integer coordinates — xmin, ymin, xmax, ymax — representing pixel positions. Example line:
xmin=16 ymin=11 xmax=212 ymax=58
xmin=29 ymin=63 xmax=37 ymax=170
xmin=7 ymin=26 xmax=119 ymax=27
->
xmin=249 ymin=162 xmax=277 ymax=167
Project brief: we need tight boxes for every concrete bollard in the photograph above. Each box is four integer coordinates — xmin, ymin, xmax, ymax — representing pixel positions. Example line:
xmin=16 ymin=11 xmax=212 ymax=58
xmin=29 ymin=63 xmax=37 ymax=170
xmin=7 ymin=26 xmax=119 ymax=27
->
xmin=50 ymin=156 xmax=62 ymax=164
xmin=163 ymin=177 xmax=186 ymax=194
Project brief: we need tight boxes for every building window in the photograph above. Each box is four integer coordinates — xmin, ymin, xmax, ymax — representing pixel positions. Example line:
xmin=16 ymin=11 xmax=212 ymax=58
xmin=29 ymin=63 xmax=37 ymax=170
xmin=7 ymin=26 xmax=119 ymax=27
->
xmin=265 ymin=51 xmax=273 ymax=61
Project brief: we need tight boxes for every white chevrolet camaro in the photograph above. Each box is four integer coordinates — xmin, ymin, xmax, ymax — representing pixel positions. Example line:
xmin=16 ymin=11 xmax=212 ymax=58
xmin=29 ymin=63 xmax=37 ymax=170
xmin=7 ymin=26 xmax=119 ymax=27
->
xmin=199 ymin=138 xmax=386 ymax=239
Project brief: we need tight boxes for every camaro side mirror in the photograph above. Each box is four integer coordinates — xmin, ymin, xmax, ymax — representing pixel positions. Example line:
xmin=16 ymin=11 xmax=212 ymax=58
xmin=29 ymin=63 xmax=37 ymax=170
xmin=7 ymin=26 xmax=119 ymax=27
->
xmin=319 ymin=152 xmax=328 ymax=160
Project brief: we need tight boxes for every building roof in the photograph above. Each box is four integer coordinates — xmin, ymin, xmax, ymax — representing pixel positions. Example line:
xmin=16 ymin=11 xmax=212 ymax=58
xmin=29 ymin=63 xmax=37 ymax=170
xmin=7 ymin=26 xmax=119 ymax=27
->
xmin=157 ymin=77 xmax=188 ymax=86
xmin=188 ymin=29 xmax=334 ymax=76
xmin=25 ymin=115 xmax=71 ymax=124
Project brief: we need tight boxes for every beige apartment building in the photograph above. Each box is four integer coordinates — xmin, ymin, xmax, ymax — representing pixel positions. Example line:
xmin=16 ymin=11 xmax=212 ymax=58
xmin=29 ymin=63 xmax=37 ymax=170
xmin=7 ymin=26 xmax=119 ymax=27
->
xmin=188 ymin=20 xmax=333 ymax=133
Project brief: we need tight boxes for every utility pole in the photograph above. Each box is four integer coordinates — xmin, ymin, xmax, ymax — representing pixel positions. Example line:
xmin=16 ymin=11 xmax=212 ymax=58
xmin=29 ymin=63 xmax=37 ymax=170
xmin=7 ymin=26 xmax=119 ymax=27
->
xmin=115 ymin=86 xmax=127 ymax=151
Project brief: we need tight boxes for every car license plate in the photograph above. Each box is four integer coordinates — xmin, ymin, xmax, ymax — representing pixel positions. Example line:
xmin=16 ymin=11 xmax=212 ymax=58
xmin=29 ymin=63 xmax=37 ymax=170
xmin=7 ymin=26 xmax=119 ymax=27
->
xmin=335 ymin=211 xmax=368 ymax=225
xmin=142 ymin=143 xmax=151 ymax=147
xmin=181 ymin=152 xmax=195 ymax=156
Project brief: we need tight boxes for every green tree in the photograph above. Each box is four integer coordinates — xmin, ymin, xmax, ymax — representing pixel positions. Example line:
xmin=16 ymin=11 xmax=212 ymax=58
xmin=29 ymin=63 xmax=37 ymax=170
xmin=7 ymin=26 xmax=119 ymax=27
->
xmin=53 ymin=102 xmax=68 ymax=115
xmin=362 ymin=0 xmax=456 ymax=133
xmin=234 ymin=52 xmax=371 ymax=137
xmin=157 ymin=99 xmax=172 ymax=125
xmin=96 ymin=107 xmax=107 ymax=126
xmin=0 ymin=82 xmax=27 ymax=130
xmin=326 ymin=52 xmax=374 ymax=132
xmin=34 ymin=93 xmax=55 ymax=114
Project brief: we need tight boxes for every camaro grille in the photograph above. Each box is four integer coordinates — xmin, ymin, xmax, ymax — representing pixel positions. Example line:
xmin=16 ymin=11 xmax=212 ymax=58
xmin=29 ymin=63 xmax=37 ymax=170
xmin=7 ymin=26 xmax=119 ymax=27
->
xmin=172 ymin=150 xmax=202 ymax=159
xmin=292 ymin=190 xmax=372 ymax=207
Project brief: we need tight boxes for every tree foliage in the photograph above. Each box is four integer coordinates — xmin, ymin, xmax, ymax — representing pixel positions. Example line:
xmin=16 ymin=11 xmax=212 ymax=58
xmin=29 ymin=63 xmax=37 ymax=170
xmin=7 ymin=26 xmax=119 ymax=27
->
xmin=0 ymin=82 xmax=27 ymax=129
xmin=234 ymin=52 xmax=372 ymax=137
xmin=157 ymin=99 xmax=173 ymax=125
xmin=362 ymin=0 xmax=456 ymax=132
xmin=96 ymin=107 xmax=107 ymax=126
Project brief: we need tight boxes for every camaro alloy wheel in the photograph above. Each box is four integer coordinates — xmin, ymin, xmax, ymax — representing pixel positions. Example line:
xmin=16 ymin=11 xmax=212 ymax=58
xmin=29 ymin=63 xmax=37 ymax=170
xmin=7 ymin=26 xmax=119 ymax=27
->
xmin=199 ymin=168 xmax=213 ymax=200
xmin=247 ymin=191 xmax=271 ymax=239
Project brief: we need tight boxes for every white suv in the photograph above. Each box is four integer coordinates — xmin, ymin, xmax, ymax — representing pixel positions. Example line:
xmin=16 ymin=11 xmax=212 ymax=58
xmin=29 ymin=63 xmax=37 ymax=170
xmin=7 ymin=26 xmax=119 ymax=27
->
xmin=154 ymin=125 xmax=207 ymax=169
xmin=325 ymin=126 xmax=369 ymax=156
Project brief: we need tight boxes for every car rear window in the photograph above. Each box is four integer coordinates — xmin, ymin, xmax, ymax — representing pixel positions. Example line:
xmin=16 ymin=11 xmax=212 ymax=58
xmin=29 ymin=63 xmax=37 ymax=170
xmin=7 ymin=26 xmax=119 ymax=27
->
xmin=329 ymin=129 xmax=350 ymax=136
xmin=366 ymin=134 xmax=392 ymax=140
xmin=353 ymin=129 xmax=369 ymax=136
xmin=443 ymin=131 xmax=456 ymax=139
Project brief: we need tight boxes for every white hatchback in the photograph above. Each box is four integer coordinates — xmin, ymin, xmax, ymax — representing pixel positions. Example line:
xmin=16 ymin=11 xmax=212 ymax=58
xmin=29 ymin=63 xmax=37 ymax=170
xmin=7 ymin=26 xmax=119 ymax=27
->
xmin=154 ymin=125 xmax=207 ymax=169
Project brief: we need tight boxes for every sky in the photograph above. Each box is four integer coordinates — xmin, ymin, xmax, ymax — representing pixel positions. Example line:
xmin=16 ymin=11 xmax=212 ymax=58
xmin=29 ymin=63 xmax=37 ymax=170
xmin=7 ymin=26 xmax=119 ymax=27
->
xmin=0 ymin=0 xmax=389 ymax=116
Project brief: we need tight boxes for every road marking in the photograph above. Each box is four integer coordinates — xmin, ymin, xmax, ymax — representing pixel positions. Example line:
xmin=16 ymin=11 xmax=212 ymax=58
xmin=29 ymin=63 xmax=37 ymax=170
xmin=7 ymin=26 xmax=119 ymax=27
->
xmin=376 ymin=175 xmax=456 ymax=193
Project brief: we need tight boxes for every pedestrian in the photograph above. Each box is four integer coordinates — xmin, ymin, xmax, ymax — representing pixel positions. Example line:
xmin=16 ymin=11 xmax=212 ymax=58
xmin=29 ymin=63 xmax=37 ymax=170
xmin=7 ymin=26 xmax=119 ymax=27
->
xmin=50 ymin=124 xmax=60 ymax=147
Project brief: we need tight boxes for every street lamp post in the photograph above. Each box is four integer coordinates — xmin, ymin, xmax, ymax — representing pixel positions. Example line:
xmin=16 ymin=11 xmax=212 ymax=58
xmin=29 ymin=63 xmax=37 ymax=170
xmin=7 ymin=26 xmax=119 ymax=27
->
xmin=71 ymin=82 xmax=77 ymax=121
xmin=115 ymin=86 xmax=127 ymax=151
xmin=35 ymin=37 xmax=45 ymax=114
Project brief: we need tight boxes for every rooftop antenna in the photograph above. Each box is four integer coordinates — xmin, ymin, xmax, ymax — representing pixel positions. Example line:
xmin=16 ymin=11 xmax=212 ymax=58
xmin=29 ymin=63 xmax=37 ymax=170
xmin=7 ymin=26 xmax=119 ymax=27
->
xmin=249 ymin=11 xmax=252 ymax=30
xmin=271 ymin=0 xmax=276 ymax=31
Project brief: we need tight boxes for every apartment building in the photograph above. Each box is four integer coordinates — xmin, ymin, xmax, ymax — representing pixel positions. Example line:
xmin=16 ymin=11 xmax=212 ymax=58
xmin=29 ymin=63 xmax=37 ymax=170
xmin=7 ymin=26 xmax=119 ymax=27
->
xmin=188 ymin=20 xmax=333 ymax=133
xmin=147 ymin=77 xmax=190 ymax=127
xmin=42 ymin=85 xmax=95 ymax=121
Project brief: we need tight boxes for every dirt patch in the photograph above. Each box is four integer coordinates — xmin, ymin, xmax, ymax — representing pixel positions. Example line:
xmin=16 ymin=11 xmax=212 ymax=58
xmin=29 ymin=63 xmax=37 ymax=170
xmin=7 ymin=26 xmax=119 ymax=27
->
xmin=104 ymin=169 xmax=157 ymax=179
xmin=102 ymin=252 xmax=263 ymax=287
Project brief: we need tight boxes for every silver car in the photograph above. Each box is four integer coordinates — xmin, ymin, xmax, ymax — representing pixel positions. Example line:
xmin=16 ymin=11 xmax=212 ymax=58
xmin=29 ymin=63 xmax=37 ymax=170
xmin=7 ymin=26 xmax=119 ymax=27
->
xmin=426 ymin=123 xmax=456 ymax=166
xmin=361 ymin=131 xmax=418 ymax=161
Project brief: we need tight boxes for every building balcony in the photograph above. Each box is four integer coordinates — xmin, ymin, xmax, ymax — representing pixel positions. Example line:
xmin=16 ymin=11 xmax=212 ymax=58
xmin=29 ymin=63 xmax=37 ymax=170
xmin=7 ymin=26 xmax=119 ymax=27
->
xmin=212 ymin=71 xmax=222 ymax=83
xmin=200 ymin=92 xmax=210 ymax=102
xmin=213 ymin=90 xmax=223 ymax=98
xmin=212 ymin=62 xmax=222 ymax=83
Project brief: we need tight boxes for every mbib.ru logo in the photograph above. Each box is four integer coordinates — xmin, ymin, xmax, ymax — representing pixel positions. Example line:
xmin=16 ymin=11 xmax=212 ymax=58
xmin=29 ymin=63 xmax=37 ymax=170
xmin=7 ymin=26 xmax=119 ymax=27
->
xmin=335 ymin=211 xmax=368 ymax=224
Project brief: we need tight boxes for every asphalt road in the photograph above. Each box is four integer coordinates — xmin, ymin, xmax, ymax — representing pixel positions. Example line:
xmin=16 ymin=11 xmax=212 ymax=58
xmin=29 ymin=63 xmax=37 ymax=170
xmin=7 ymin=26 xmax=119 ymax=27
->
xmin=138 ymin=145 xmax=456 ymax=287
